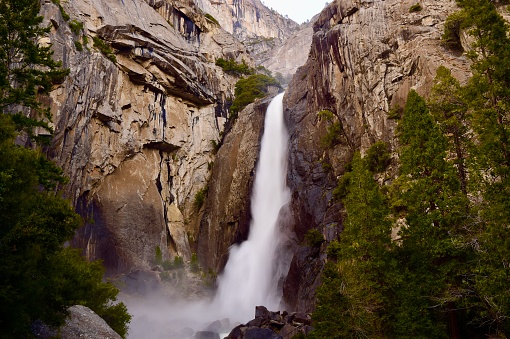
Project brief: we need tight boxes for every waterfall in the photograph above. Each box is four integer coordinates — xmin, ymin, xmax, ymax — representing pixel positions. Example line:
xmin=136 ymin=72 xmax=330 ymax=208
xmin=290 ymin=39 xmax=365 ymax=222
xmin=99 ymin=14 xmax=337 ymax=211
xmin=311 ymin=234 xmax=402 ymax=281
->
xmin=213 ymin=92 xmax=290 ymax=323
xmin=125 ymin=93 xmax=290 ymax=338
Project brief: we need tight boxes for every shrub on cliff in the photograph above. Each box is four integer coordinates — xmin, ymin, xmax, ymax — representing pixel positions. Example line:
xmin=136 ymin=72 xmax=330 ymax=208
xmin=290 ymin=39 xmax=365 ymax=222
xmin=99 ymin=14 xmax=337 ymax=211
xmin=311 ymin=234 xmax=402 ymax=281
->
xmin=215 ymin=58 xmax=254 ymax=76
xmin=230 ymin=74 xmax=281 ymax=116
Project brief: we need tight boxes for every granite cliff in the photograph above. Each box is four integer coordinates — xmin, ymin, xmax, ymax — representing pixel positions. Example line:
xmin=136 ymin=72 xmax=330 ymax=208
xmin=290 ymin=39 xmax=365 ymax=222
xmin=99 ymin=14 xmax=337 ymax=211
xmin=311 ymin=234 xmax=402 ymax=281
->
xmin=42 ymin=0 xmax=252 ymax=274
xmin=281 ymin=0 xmax=471 ymax=312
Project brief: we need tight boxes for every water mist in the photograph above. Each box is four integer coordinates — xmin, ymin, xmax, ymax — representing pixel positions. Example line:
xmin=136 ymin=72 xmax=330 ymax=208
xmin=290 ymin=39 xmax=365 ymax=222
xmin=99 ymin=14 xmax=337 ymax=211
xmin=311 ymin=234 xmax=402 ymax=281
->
xmin=126 ymin=93 xmax=290 ymax=338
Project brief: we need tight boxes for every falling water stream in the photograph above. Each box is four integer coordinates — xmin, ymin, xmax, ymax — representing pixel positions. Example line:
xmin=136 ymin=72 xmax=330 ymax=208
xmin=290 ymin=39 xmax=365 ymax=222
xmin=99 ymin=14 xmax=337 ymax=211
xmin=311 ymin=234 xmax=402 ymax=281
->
xmin=213 ymin=92 xmax=290 ymax=322
xmin=126 ymin=93 xmax=290 ymax=338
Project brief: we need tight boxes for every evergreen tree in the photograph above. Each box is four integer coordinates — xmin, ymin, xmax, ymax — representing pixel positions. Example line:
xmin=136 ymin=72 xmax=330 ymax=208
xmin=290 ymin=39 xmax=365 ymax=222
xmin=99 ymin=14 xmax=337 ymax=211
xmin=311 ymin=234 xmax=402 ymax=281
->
xmin=428 ymin=66 xmax=470 ymax=195
xmin=456 ymin=0 xmax=510 ymax=334
xmin=0 ymin=0 xmax=130 ymax=337
xmin=0 ymin=0 xmax=68 ymax=138
xmin=312 ymin=152 xmax=394 ymax=338
xmin=391 ymin=90 xmax=469 ymax=338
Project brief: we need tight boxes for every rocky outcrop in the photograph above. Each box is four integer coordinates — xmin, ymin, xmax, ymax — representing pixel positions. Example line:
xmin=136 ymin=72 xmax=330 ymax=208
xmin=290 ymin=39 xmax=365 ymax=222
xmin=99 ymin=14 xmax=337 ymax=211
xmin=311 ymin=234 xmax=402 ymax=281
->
xmin=60 ymin=305 xmax=121 ymax=339
xmin=226 ymin=306 xmax=312 ymax=339
xmin=194 ymin=0 xmax=299 ymax=44
xmin=196 ymin=97 xmax=272 ymax=271
xmin=261 ymin=17 xmax=315 ymax=84
xmin=282 ymin=0 xmax=472 ymax=312
xmin=41 ymin=0 xmax=251 ymax=274
xmin=193 ymin=0 xmax=304 ymax=77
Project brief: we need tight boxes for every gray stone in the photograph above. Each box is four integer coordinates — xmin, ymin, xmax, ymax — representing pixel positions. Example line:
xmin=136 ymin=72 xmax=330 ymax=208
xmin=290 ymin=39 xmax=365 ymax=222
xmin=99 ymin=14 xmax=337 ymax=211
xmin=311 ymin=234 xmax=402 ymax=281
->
xmin=60 ymin=305 xmax=121 ymax=339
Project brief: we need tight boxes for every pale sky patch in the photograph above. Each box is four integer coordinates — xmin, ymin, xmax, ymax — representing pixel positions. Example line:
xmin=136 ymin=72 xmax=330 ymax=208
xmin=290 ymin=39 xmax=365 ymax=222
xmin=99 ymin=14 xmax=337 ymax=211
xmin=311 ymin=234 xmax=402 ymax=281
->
xmin=261 ymin=0 xmax=329 ymax=24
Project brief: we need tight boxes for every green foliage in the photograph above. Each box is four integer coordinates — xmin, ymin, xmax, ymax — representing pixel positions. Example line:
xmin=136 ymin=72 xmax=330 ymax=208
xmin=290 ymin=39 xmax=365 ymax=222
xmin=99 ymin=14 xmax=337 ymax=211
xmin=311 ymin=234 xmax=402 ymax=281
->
xmin=173 ymin=256 xmax=184 ymax=269
xmin=318 ymin=109 xmax=334 ymax=122
xmin=205 ymin=13 xmax=219 ymax=26
xmin=230 ymin=74 xmax=281 ymax=114
xmin=194 ymin=186 xmax=208 ymax=211
xmin=326 ymin=241 xmax=341 ymax=261
xmin=0 ymin=0 xmax=69 ymax=138
xmin=313 ymin=2 xmax=510 ymax=336
xmin=320 ymin=122 xmax=342 ymax=148
xmin=82 ymin=35 xmax=89 ymax=46
xmin=93 ymin=36 xmax=117 ymax=63
xmin=409 ymin=3 xmax=422 ymax=12
xmin=68 ymin=20 xmax=84 ymax=35
xmin=51 ymin=0 xmax=70 ymax=21
xmin=304 ymin=229 xmax=324 ymax=248
xmin=387 ymin=105 xmax=403 ymax=120
xmin=0 ymin=2 xmax=130 ymax=335
xmin=0 ymin=116 xmax=130 ymax=337
xmin=322 ymin=153 xmax=392 ymax=337
xmin=442 ymin=10 xmax=467 ymax=51
xmin=190 ymin=253 xmax=199 ymax=272
xmin=365 ymin=141 xmax=391 ymax=173
xmin=210 ymin=139 xmax=220 ymax=154
xmin=49 ymin=248 xmax=131 ymax=338
xmin=161 ymin=260 xmax=173 ymax=270
xmin=215 ymin=58 xmax=254 ymax=76
xmin=256 ymin=65 xmax=272 ymax=76
xmin=155 ymin=246 xmax=163 ymax=265
xmin=74 ymin=41 xmax=83 ymax=51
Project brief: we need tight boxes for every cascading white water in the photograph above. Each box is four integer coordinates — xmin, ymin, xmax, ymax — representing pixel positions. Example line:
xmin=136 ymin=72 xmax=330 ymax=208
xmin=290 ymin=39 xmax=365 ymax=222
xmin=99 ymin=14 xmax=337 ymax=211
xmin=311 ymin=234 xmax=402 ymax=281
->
xmin=213 ymin=92 xmax=290 ymax=323
xmin=126 ymin=93 xmax=290 ymax=338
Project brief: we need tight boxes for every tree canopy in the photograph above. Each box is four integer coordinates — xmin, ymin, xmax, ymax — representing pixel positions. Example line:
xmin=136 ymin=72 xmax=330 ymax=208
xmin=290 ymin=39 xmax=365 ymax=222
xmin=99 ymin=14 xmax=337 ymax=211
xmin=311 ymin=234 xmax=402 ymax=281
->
xmin=0 ymin=0 xmax=130 ymax=337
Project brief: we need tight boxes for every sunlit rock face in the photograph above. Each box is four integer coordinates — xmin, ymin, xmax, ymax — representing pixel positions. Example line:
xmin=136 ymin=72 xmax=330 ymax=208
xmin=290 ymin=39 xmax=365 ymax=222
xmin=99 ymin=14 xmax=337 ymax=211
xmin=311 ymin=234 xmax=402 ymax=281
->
xmin=41 ymin=0 xmax=251 ymax=275
xmin=283 ymin=0 xmax=472 ymax=312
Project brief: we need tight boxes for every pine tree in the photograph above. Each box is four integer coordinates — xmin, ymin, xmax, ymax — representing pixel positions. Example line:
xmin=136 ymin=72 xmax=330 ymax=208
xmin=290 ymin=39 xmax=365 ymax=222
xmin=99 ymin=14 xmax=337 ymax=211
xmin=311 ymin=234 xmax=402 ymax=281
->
xmin=391 ymin=90 xmax=469 ymax=338
xmin=456 ymin=0 xmax=510 ymax=334
xmin=0 ymin=0 xmax=68 ymax=137
xmin=312 ymin=152 xmax=393 ymax=338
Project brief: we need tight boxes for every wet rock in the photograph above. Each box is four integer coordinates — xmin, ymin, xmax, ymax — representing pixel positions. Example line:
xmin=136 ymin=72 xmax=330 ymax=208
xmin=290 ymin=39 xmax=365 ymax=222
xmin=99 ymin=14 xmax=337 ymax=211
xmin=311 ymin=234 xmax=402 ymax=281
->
xmin=244 ymin=328 xmax=282 ymax=339
xmin=226 ymin=307 xmax=310 ymax=339
xmin=197 ymin=97 xmax=273 ymax=271
xmin=121 ymin=269 xmax=161 ymax=295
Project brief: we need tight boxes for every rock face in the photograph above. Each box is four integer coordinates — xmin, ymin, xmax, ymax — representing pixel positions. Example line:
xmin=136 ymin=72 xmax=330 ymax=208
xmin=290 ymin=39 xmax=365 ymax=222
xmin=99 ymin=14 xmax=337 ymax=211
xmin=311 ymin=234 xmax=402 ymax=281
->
xmin=194 ymin=0 xmax=299 ymax=44
xmin=226 ymin=306 xmax=312 ymax=339
xmin=193 ymin=0 xmax=308 ymax=80
xmin=41 ymin=0 xmax=252 ymax=274
xmin=261 ymin=17 xmax=316 ymax=84
xmin=196 ymin=97 xmax=272 ymax=271
xmin=60 ymin=305 xmax=121 ymax=339
xmin=282 ymin=0 xmax=472 ymax=312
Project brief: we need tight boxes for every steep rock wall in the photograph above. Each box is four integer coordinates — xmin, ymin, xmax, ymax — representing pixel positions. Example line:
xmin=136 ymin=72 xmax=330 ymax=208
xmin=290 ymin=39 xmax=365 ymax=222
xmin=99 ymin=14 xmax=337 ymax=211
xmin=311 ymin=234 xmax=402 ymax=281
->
xmin=282 ymin=0 xmax=471 ymax=312
xmin=41 ymin=0 xmax=250 ymax=274
xmin=195 ymin=97 xmax=271 ymax=272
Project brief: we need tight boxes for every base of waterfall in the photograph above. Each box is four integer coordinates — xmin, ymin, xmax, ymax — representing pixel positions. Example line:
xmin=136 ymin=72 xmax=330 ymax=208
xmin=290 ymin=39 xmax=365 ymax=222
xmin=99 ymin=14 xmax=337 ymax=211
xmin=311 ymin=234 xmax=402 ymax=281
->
xmin=224 ymin=306 xmax=312 ymax=339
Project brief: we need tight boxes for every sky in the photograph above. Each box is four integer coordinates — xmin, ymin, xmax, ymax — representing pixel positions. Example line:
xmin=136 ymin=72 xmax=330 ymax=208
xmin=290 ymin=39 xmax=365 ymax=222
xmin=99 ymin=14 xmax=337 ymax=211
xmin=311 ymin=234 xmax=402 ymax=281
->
xmin=261 ymin=0 xmax=328 ymax=24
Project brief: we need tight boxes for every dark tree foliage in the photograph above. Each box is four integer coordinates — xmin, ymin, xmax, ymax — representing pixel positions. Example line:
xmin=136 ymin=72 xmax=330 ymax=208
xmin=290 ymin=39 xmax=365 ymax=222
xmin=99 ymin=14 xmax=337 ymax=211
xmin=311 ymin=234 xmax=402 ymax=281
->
xmin=311 ymin=1 xmax=510 ymax=337
xmin=230 ymin=74 xmax=281 ymax=115
xmin=0 ymin=0 xmax=130 ymax=337
xmin=0 ymin=0 xmax=68 ymax=139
